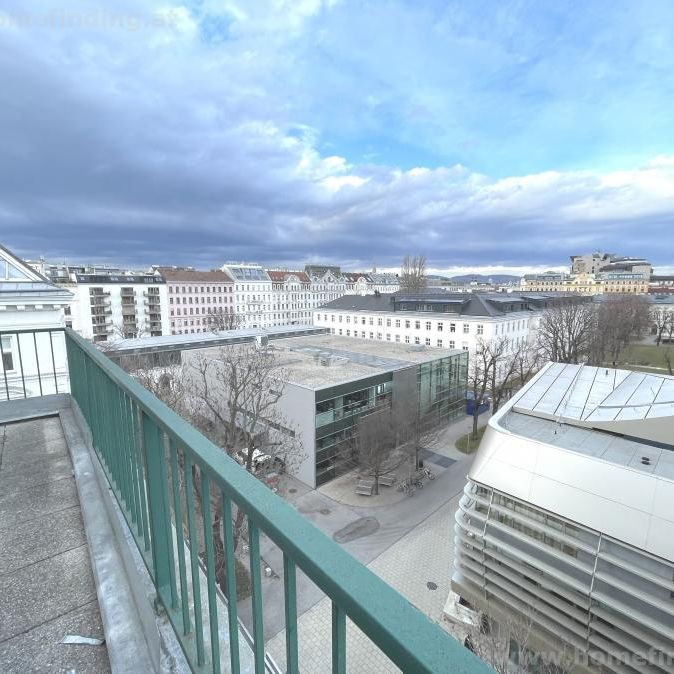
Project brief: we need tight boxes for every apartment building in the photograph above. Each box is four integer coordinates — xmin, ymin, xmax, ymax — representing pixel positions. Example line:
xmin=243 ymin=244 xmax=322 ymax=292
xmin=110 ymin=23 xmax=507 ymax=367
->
xmin=313 ymin=292 xmax=582 ymax=356
xmin=449 ymin=362 xmax=674 ymax=671
xmin=221 ymin=263 xmax=274 ymax=328
xmin=64 ymin=273 xmax=170 ymax=342
xmin=268 ymin=270 xmax=313 ymax=324
xmin=159 ymin=268 xmax=235 ymax=335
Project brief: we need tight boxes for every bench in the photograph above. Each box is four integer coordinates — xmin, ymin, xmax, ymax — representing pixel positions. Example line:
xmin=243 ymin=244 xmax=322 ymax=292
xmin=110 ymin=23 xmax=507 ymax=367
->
xmin=378 ymin=475 xmax=396 ymax=487
xmin=355 ymin=479 xmax=374 ymax=496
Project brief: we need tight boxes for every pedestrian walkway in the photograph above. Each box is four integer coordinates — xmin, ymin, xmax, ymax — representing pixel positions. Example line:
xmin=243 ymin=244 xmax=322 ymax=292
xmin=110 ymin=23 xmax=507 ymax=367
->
xmin=266 ymin=494 xmax=463 ymax=672
xmin=0 ymin=416 xmax=110 ymax=673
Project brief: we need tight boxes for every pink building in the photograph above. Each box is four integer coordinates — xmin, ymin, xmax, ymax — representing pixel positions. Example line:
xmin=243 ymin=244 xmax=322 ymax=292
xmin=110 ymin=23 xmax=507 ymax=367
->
xmin=161 ymin=269 xmax=235 ymax=335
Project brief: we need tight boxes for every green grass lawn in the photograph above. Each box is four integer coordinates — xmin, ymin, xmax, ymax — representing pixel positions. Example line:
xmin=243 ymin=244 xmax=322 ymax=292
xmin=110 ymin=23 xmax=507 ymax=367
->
xmin=615 ymin=344 xmax=674 ymax=372
xmin=455 ymin=425 xmax=487 ymax=454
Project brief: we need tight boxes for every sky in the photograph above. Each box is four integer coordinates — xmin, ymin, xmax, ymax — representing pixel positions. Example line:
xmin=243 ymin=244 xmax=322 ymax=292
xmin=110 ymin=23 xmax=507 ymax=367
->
xmin=1 ymin=0 xmax=674 ymax=275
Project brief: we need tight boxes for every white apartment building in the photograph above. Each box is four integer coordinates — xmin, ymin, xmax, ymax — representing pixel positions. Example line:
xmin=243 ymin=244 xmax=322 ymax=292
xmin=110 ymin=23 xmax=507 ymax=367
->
xmin=449 ymin=362 xmax=674 ymax=672
xmin=64 ymin=273 xmax=170 ymax=342
xmin=0 ymin=244 xmax=71 ymax=399
xmin=160 ymin=268 xmax=235 ymax=335
xmin=268 ymin=270 xmax=314 ymax=324
xmin=312 ymin=293 xmax=578 ymax=355
xmin=221 ymin=263 xmax=274 ymax=328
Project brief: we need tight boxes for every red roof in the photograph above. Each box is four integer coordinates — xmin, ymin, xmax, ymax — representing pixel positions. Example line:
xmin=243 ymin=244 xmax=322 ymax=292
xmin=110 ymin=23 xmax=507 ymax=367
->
xmin=267 ymin=270 xmax=310 ymax=283
xmin=161 ymin=269 xmax=234 ymax=283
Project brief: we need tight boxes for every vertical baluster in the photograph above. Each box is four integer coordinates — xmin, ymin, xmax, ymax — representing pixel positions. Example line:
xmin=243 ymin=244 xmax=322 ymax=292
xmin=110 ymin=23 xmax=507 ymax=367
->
xmin=32 ymin=331 xmax=43 ymax=397
xmin=48 ymin=330 xmax=58 ymax=394
xmin=169 ymin=441 xmax=191 ymax=636
xmin=122 ymin=393 xmax=140 ymax=528
xmin=15 ymin=333 xmax=26 ymax=398
xmin=201 ymin=471 xmax=221 ymax=673
xmin=222 ymin=494 xmax=240 ymax=674
xmin=134 ymin=403 xmax=151 ymax=553
xmin=248 ymin=521 xmax=265 ymax=674
xmin=0 ymin=334 xmax=10 ymax=401
xmin=140 ymin=413 xmax=176 ymax=604
xmin=332 ymin=602 xmax=346 ymax=674
xmin=283 ymin=554 xmax=299 ymax=674
xmin=184 ymin=454 xmax=205 ymax=666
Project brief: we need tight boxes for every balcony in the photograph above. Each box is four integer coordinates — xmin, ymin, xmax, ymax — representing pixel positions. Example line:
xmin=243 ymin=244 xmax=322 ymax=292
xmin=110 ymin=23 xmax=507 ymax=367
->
xmin=0 ymin=328 xmax=490 ymax=674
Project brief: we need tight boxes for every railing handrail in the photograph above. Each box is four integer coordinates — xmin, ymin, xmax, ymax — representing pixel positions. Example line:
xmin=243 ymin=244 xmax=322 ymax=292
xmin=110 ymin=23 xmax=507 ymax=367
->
xmin=64 ymin=328 xmax=488 ymax=673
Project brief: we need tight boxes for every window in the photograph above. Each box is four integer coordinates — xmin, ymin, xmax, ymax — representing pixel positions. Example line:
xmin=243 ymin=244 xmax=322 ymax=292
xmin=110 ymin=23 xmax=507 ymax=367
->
xmin=405 ymin=320 xmax=411 ymax=329
xmin=377 ymin=318 xmax=383 ymax=326
xmin=377 ymin=332 xmax=382 ymax=340
xmin=338 ymin=315 xmax=343 ymax=322
xmin=415 ymin=321 xmax=421 ymax=330
xmin=449 ymin=340 xmax=455 ymax=349
xmin=369 ymin=317 xmax=374 ymax=325
xmin=362 ymin=331 xmax=366 ymax=338
xmin=425 ymin=321 xmax=432 ymax=330
xmin=361 ymin=317 xmax=366 ymax=325
xmin=462 ymin=342 xmax=469 ymax=351
xmin=331 ymin=315 xmax=335 ymax=322
xmin=1 ymin=336 xmax=14 ymax=371
xmin=450 ymin=323 xmax=456 ymax=332
xmin=395 ymin=334 xmax=400 ymax=342
xmin=346 ymin=316 xmax=350 ymax=323
xmin=425 ymin=338 xmax=431 ymax=346
xmin=338 ymin=329 xmax=343 ymax=335
xmin=346 ymin=330 xmax=350 ymax=336
xmin=369 ymin=332 xmax=374 ymax=339
xmin=386 ymin=334 xmax=391 ymax=341
xmin=463 ymin=323 xmax=469 ymax=334
xmin=437 ymin=322 xmax=443 ymax=332
xmin=414 ymin=336 xmax=420 ymax=345
xmin=477 ymin=324 xmax=484 ymax=335
xmin=386 ymin=318 xmax=391 ymax=327
xmin=437 ymin=339 xmax=443 ymax=347
xmin=395 ymin=319 xmax=400 ymax=328
xmin=405 ymin=335 xmax=410 ymax=344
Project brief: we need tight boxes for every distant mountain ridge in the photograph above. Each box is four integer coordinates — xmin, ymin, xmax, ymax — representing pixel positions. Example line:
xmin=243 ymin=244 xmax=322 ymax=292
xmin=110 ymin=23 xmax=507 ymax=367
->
xmin=428 ymin=273 xmax=521 ymax=284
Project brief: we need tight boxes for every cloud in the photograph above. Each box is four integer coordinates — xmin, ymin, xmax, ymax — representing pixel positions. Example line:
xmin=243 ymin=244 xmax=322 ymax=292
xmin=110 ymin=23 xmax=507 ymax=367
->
xmin=0 ymin=0 xmax=673 ymax=273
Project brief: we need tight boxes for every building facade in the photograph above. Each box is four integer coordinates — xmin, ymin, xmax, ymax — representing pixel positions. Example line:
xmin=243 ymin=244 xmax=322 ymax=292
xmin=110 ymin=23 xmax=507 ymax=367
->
xmin=221 ymin=263 xmax=274 ymax=328
xmin=65 ymin=274 xmax=170 ymax=342
xmin=180 ymin=332 xmax=467 ymax=488
xmin=521 ymin=271 xmax=650 ymax=295
xmin=313 ymin=292 xmax=583 ymax=357
xmin=159 ymin=268 xmax=235 ymax=335
xmin=0 ymin=245 xmax=71 ymax=399
xmin=449 ymin=362 xmax=674 ymax=671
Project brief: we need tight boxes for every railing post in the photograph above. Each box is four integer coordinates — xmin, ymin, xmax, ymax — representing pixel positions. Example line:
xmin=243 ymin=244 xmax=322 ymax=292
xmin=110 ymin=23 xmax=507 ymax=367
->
xmin=141 ymin=411 xmax=176 ymax=605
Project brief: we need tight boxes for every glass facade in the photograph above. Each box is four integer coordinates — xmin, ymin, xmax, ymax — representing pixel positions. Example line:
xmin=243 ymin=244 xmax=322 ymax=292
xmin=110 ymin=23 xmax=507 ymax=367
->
xmin=314 ymin=351 xmax=467 ymax=486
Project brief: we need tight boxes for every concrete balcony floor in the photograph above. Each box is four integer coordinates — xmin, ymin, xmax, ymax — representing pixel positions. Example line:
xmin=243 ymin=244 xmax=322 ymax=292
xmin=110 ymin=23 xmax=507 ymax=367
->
xmin=0 ymin=408 xmax=110 ymax=673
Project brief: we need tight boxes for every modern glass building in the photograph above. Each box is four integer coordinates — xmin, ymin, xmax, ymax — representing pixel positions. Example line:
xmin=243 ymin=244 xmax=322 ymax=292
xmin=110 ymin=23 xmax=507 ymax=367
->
xmin=263 ymin=335 xmax=468 ymax=487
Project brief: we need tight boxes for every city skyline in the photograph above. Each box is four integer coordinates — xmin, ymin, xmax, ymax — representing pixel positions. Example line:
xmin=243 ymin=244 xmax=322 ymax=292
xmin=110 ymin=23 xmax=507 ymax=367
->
xmin=2 ymin=1 xmax=673 ymax=271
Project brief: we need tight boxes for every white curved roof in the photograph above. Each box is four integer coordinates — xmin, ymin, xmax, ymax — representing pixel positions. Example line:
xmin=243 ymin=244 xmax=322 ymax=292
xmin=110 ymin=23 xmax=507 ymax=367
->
xmin=469 ymin=362 xmax=674 ymax=562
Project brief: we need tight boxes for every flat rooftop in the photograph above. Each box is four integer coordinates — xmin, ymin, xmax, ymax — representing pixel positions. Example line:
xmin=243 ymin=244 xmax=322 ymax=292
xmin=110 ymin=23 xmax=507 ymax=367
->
xmin=498 ymin=362 xmax=674 ymax=482
xmin=106 ymin=324 xmax=328 ymax=355
xmin=269 ymin=334 xmax=462 ymax=389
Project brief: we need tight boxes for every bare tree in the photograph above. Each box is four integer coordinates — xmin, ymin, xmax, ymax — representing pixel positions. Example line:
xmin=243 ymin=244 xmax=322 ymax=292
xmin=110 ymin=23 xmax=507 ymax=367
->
xmin=593 ymin=295 xmax=650 ymax=365
xmin=468 ymin=340 xmax=494 ymax=440
xmin=400 ymin=255 xmax=428 ymax=292
xmin=651 ymin=306 xmax=671 ymax=347
xmin=486 ymin=338 xmax=541 ymax=414
xmin=209 ymin=308 xmax=243 ymax=332
xmin=536 ymin=301 xmax=597 ymax=364
xmin=185 ymin=343 xmax=304 ymax=552
xmin=462 ymin=603 xmax=572 ymax=674
xmin=664 ymin=348 xmax=673 ymax=376
xmin=355 ymin=406 xmax=406 ymax=494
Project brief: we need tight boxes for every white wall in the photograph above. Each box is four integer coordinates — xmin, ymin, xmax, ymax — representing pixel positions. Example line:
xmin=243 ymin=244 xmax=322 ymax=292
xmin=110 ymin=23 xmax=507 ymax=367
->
xmin=313 ymin=308 xmax=533 ymax=356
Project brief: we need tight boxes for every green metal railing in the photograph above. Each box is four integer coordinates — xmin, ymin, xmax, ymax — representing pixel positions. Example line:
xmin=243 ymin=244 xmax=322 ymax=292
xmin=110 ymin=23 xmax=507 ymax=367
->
xmin=63 ymin=328 xmax=490 ymax=673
